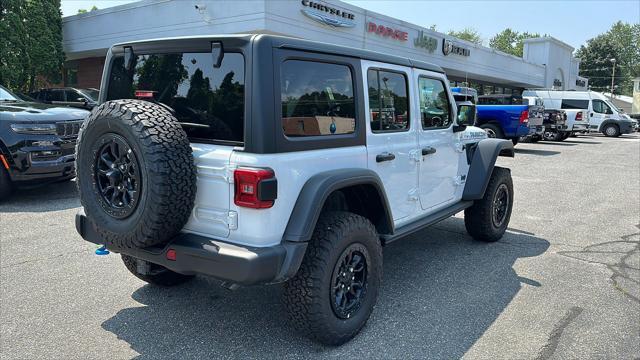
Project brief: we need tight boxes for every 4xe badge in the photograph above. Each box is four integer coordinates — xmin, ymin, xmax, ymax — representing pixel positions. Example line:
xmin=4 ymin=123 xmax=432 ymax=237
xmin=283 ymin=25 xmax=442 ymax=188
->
xmin=301 ymin=0 xmax=355 ymax=28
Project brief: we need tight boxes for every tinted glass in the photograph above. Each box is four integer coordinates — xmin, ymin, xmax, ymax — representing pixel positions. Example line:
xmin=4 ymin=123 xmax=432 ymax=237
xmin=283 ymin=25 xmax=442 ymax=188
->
xmin=49 ymin=90 xmax=65 ymax=102
xmin=65 ymin=90 xmax=82 ymax=102
xmin=592 ymin=99 xmax=611 ymax=114
xmin=107 ymin=52 xmax=245 ymax=143
xmin=418 ymin=77 xmax=452 ymax=129
xmin=561 ymin=99 xmax=589 ymax=109
xmin=368 ymin=69 xmax=409 ymax=132
xmin=280 ymin=60 xmax=356 ymax=137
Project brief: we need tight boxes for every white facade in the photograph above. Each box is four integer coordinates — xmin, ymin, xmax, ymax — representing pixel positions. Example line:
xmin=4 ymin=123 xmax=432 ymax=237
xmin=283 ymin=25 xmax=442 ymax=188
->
xmin=61 ymin=0 xmax=587 ymax=91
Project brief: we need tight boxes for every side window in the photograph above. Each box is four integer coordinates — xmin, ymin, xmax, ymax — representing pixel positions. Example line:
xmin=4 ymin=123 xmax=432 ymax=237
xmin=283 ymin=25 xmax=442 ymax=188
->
xmin=418 ymin=77 xmax=452 ymax=129
xmin=49 ymin=90 xmax=65 ymax=102
xmin=592 ymin=99 xmax=613 ymax=114
xmin=367 ymin=69 xmax=409 ymax=132
xmin=561 ymin=99 xmax=589 ymax=109
xmin=65 ymin=90 xmax=81 ymax=102
xmin=280 ymin=60 xmax=356 ymax=137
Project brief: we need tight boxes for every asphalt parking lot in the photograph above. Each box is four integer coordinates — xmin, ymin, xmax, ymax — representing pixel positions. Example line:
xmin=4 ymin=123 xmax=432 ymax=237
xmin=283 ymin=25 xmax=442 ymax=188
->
xmin=1 ymin=133 xmax=639 ymax=359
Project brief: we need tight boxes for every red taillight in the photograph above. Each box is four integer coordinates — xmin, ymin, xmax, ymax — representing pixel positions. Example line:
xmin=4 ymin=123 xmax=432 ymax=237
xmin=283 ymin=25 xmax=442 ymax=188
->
xmin=166 ymin=249 xmax=177 ymax=261
xmin=519 ymin=110 xmax=529 ymax=124
xmin=135 ymin=90 xmax=155 ymax=99
xmin=575 ymin=112 xmax=583 ymax=121
xmin=234 ymin=168 xmax=276 ymax=209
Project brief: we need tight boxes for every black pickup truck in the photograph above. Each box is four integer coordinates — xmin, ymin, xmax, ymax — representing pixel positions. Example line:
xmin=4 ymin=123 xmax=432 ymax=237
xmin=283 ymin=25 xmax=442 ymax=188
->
xmin=0 ymin=85 xmax=89 ymax=200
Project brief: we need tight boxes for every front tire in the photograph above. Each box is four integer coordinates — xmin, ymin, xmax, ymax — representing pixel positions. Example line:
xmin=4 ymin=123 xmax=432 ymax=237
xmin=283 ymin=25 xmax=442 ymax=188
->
xmin=0 ymin=166 xmax=12 ymax=202
xmin=283 ymin=211 xmax=382 ymax=345
xmin=603 ymin=124 xmax=620 ymax=137
xmin=480 ymin=124 xmax=504 ymax=139
xmin=121 ymin=254 xmax=194 ymax=286
xmin=464 ymin=167 xmax=513 ymax=242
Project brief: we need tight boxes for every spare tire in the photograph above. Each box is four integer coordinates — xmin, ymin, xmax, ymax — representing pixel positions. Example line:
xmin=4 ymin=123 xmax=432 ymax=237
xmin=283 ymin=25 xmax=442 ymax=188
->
xmin=76 ymin=99 xmax=196 ymax=248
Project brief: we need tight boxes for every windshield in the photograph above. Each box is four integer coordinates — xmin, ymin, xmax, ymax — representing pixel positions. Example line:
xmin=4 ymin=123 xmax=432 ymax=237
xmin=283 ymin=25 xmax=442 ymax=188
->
xmin=604 ymin=100 xmax=621 ymax=112
xmin=106 ymin=52 xmax=245 ymax=144
xmin=79 ymin=88 xmax=99 ymax=102
xmin=0 ymin=86 xmax=20 ymax=101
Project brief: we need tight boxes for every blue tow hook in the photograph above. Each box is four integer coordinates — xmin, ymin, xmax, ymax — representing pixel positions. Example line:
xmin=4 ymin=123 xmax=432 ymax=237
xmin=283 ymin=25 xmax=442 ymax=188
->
xmin=95 ymin=245 xmax=110 ymax=256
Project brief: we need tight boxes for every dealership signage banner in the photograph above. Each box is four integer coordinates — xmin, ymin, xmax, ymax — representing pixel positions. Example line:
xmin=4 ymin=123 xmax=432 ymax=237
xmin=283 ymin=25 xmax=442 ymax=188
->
xmin=414 ymin=30 xmax=438 ymax=53
xmin=366 ymin=21 xmax=408 ymax=41
xmin=442 ymin=39 xmax=470 ymax=57
xmin=300 ymin=0 xmax=355 ymax=28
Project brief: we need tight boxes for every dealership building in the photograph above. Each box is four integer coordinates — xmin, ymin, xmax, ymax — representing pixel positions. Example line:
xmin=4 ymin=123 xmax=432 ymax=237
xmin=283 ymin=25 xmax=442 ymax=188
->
xmin=61 ymin=0 xmax=588 ymax=94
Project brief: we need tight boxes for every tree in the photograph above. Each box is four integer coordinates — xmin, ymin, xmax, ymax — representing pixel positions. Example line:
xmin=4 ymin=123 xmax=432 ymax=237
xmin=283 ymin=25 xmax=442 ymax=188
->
xmin=77 ymin=5 xmax=98 ymax=14
xmin=447 ymin=28 xmax=482 ymax=45
xmin=0 ymin=0 xmax=65 ymax=92
xmin=489 ymin=28 xmax=542 ymax=57
xmin=576 ymin=21 xmax=640 ymax=96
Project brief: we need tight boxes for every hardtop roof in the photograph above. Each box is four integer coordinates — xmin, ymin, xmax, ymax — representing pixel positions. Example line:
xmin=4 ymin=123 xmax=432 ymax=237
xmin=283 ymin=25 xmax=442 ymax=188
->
xmin=110 ymin=34 xmax=444 ymax=74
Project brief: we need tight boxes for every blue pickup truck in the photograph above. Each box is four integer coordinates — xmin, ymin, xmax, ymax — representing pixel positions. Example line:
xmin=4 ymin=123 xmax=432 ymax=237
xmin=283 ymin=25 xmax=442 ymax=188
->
xmin=451 ymin=88 xmax=544 ymax=145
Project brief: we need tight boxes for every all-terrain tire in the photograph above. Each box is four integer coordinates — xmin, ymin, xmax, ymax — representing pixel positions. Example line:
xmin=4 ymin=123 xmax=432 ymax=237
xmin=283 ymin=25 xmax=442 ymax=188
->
xmin=0 ymin=166 xmax=12 ymax=201
xmin=121 ymin=254 xmax=194 ymax=286
xmin=603 ymin=124 xmax=620 ymax=137
xmin=480 ymin=124 xmax=504 ymax=139
xmin=283 ymin=211 xmax=382 ymax=345
xmin=76 ymin=100 xmax=197 ymax=248
xmin=511 ymin=137 xmax=519 ymax=146
xmin=464 ymin=167 xmax=513 ymax=242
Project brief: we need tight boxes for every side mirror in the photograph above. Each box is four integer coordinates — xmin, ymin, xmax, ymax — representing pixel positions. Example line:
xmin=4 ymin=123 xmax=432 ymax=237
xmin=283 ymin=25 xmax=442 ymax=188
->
xmin=454 ymin=101 xmax=475 ymax=132
xmin=76 ymin=97 xmax=86 ymax=103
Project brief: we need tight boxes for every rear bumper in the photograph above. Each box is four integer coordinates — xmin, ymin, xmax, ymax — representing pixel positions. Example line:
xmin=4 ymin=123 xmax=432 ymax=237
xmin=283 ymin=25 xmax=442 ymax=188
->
xmin=75 ymin=211 xmax=307 ymax=285
xmin=571 ymin=123 xmax=588 ymax=132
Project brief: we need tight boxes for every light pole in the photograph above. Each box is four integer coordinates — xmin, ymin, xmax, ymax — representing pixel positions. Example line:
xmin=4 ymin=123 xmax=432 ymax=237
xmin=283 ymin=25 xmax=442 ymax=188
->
xmin=610 ymin=58 xmax=616 ymax=96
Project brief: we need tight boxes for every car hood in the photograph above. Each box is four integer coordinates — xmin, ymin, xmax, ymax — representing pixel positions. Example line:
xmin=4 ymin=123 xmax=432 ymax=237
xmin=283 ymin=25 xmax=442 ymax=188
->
xmin=0 ymin=101 xmax=89 ymax=122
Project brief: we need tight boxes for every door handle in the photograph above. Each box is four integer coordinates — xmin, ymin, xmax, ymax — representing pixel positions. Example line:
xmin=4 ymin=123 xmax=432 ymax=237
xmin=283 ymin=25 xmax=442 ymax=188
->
xmin=422 ymin=147 xmax=437 ymax=156
xmin=590 ymin=113 xmax=594 ymax=117
xmin=376 ymin=152 xmax=396 ymax=162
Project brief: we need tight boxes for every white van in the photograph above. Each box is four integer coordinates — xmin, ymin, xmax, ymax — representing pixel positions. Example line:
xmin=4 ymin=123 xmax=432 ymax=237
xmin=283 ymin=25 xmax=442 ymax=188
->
xmin=522 ymin=90 xmax=635 ymax=137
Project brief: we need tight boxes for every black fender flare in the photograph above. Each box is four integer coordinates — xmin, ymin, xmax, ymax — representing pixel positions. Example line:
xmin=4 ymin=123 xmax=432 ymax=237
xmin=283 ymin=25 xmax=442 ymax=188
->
xmin=462 ymin=138 xmax=514 ymax=200
xmin=282 ymin=168 xmax=393 ymax=242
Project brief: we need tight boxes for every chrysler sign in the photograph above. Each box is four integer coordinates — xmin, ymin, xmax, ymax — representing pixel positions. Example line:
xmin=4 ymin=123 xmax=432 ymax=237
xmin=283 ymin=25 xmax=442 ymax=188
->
xmin=301 ymin=0 xmax=355 ymax=28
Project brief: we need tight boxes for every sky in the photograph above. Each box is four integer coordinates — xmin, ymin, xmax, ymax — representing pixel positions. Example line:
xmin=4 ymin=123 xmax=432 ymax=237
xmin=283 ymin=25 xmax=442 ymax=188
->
xmin=60 ymin=0 xmax=640 ymax=50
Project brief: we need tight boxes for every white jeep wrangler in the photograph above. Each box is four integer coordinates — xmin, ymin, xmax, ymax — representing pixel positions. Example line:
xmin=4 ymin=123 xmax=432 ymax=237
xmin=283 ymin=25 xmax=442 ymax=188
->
xmin=75 ymin=35 xmax=515 ymax=345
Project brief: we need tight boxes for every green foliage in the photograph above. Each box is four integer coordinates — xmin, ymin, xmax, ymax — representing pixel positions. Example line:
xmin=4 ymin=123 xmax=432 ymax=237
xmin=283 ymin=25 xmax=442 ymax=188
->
xmin=576 ymin=21 xmax=640 ymax=96
xmin=0 ymin=0 xmax=65 ymax=92
xmin=447 ymin=28 xmax=483 ymax=45
xmin=489 ymin=28 xmax=542 ymax=57
xmin=136 ymin=54 xmax=188 ymax=102
xmin=77 ymin=5 xmax=98 ymax=14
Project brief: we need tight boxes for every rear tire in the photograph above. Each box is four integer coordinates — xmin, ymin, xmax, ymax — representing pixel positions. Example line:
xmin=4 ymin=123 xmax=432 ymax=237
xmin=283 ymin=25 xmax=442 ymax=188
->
xmin=0 ymin=166 xmax=11 ymax=202
xmin=603 ymin=124 xmax=620 ymax=137
xmin=464 ymin=167 xmax=513 ymax=242
xmin=283 ymin=211 xmax=382 ymax=345
xmin=121 ymin=254 xmax=194 ymax=286
xmin=480 ymin=124 xmax=504 ymax=139
xmin=511 ymin=138 xmax=519 ymax=146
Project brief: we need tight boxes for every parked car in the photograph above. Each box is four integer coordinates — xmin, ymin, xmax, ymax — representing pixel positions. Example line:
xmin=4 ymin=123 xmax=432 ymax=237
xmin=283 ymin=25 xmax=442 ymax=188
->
xmin=74 ymin=34 xmax=516 ymax=345
xmin=30 ymin=87 xmax=99 ymax=110
xmin=0 ymin=85 xmax=89 ymax=200
xmin=523 ymin=90 xmax=634 ymax=137
xmin=541 ymin=109 xmax=569 ymax=141
xmin=453 ymin=90 xmax=543 ymax=145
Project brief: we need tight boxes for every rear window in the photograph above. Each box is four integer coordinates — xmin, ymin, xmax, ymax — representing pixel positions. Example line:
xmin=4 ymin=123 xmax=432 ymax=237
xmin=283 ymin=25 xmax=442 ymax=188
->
xmin=561 ymin=99 xmax=589 ymax=110
xmin=107 ymin=52 xmax=245 ymax=144
xmin=478 ymin=96 xmax=523 ymax=105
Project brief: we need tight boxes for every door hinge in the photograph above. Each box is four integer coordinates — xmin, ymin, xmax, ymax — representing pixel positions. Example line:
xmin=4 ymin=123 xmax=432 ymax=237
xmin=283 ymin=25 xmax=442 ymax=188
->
xmin=408 ymin=188 xmax=419 ymax=201
xmin=454 ymin=175 xmax=467 ymax=186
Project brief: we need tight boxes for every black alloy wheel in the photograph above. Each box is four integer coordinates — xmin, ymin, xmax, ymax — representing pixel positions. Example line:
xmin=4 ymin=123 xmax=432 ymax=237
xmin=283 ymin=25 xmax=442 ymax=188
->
xmin=331 ymin=244 xmax=368 ymax=319
xmin=491 ymin=183 xmax=509 ymax=228
xmin=94 ymin=133 xmax=141 ymax=219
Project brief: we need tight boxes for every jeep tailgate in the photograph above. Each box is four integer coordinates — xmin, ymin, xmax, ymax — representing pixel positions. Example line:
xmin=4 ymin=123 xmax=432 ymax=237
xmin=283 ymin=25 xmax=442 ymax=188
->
xmin=182 ymin=144 xmax=234 ymax=238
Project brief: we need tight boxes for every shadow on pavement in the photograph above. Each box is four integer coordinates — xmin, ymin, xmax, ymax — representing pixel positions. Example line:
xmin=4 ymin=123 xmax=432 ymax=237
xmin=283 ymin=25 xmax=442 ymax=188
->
xmin=101 ymin=217 xmax=550 ymax=359
xmin=561 ymin=140 xmax=602 ymax=145
xmin=514 ymin=148 xmax=560 ymax=156
xmin=0 ymin=179 xmax=79 ymax=213
xmin=535 ymin=142 xmax=577 ymax=147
